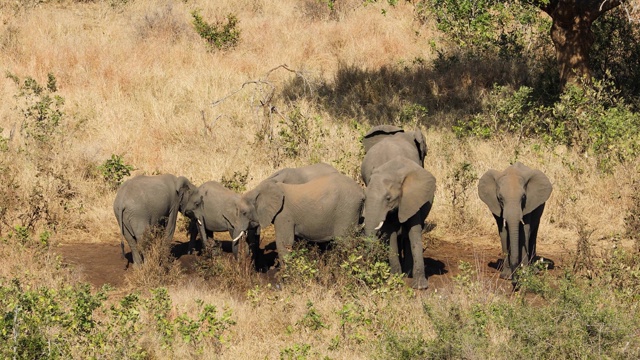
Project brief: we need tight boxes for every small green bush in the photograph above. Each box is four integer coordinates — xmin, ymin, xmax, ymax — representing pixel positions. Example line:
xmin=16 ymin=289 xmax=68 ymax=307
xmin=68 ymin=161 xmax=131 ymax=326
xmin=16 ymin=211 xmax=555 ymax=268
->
xmin=220 ymin=167 xmax=249 ymax=193
xmin=191 ymin=10 xmax=240 ymax=51
xmin=99 ymin=154 xmax=134 ymax=190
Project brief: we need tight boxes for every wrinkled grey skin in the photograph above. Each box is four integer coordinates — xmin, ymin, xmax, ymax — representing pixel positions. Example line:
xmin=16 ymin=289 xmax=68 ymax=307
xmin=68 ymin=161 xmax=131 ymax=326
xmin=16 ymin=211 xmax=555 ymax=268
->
xmin=478 ymin=162 xmax=552 ymax=280
xmin=243 ymin=172 xmax=365 ymax=264
xmin=113 ymin=174 xmax=196 ymax=265
xmin=363 ymin=157 xmax=436 ymax=290
xmin=182 ymin=181 xmax=255 ymax=257
xmin=361 ymin=125 xmax=427 ymax=185
xmin=266 ymin=162 xmax=339 ymax=184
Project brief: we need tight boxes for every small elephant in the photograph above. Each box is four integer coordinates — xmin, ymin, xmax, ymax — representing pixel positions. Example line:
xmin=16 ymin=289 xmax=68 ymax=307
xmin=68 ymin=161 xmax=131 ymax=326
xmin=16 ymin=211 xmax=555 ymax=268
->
xmin=478 ymin=162 xmax=552 ymax=279
xmin=363 ymin=157 xmax=436 ymax=289
xmin=266 ymin=162 xmax=339 ymax=184
xmin=361 ymin=125 xmax=427 ymax=185
xmin=242 ymin=172 xmax=365 ymax=263
xmin=182 ymin=181 xmax=255 ymax=257
xmin=113 ymin=174 xmax=197 ymax=265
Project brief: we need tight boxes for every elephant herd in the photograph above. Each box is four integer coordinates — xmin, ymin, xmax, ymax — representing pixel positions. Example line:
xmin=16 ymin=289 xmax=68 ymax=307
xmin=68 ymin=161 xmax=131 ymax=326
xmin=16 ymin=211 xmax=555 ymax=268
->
xmin=113 ymin=125 xmax=553 ymax=289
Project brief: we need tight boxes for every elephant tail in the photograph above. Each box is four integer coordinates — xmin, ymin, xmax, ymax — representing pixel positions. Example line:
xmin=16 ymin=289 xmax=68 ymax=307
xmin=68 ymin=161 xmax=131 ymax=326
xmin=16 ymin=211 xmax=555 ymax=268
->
xmin=119 ymin=207 xmax=126 ymax=259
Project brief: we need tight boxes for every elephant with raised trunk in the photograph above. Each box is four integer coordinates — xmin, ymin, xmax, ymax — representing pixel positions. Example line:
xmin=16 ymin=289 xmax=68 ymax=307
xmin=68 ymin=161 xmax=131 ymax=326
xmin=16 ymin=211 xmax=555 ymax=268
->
xmin=113 ymin=174 xmax=197 ymax=265
xmin=361 ymin=125 xmax=427 ymax=185
xmin=478 ymin=162 xmax=552 ymax=280
xmin=242 ymin=172 xmax=365 ymax=264
xmin=182 ymin=181 xmax=256 ymax=257
xmin=363 ymin=157 xmax=436 ymax=290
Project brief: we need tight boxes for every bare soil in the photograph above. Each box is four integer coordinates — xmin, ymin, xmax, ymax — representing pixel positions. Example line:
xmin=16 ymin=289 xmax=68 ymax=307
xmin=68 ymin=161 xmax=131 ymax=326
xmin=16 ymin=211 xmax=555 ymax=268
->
xmin=54 ymin=231 xmax=563 ymax=294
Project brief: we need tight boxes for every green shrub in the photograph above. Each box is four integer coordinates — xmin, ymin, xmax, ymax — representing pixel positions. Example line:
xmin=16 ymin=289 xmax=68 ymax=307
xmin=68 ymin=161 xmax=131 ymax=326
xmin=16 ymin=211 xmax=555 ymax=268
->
xmin=99 ymin=154 xmax=134 ymax=190
xmin=191 ymin=10 xmax=240 ymax=51
xmin=220 ymin=167 xmax=249 ymax=193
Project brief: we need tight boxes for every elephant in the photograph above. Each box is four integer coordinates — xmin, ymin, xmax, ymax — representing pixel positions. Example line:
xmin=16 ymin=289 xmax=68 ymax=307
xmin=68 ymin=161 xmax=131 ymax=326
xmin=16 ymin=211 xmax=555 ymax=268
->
xmin=113 ymin=174 xmax=197 ymax=265
xmin=182 ymin=181 xmax=255 ymax=257
xmin=478 ymin=162 xmax=552 ymax=280
xmin=361 ymin=125 xmax=427 ymax=185
xmin=363 ymin=157 xmax=436 ymax=290
xmin=242 ymin=172 xmax=365 ymax=264
xmin=266 ymin=162 xmax=339 ymax=184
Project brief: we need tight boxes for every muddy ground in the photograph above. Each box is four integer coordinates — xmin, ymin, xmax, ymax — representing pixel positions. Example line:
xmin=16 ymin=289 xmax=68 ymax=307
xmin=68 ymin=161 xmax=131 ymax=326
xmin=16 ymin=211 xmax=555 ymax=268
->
xmin=54 ymin=229 xmax=563 ymax=295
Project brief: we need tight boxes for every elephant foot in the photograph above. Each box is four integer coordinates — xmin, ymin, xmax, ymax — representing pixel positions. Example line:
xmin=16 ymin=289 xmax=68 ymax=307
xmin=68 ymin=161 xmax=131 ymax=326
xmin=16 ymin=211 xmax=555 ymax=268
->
xmin=499 ymin=267 xmax=512 ymax=280
xmin=412 ymin=277 xmax=429 ymax=290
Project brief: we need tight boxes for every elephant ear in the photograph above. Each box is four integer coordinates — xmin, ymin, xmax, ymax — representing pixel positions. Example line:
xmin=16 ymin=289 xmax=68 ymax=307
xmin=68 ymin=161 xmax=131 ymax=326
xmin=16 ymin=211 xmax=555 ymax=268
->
xmin=523 ymin=169 xmax=552 ymax=215
xmin=411 ymin=130 xmax=428 ymax=164
xmin=176 ymin=176 xmax=196 ymax=209
xmin=398 ymin=168 xmax=436 ymax=223
xmin=253 ymin=181 xmax=285 ymax=228
xmin=478 ymin=170 xmax=502 ymax=217
xmin=362 ymin=125 xmax=404 ymax=153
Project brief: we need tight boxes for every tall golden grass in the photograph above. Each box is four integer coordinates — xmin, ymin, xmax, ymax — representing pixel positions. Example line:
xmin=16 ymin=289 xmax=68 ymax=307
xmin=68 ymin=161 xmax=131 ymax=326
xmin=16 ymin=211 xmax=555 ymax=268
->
xmin=1 ymin=0 xmax=639 ymax=358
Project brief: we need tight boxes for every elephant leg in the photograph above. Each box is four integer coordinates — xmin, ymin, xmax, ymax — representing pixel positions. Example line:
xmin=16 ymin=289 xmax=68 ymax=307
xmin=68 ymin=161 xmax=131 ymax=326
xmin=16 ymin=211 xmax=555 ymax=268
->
xmin=408 ymin=224 xmax=428 ymax=290
xmin=523 ymin=222 xmax=532 ymax=266
xmin=274 ymin=218 xmax=295 ymax=267
xmin=495 ymin=216 xmax=510 ymax=279
xmin=527 ymin=204 xmax=545 ymax=264
xmin=388 ymin=231 xmax=402 ymax=274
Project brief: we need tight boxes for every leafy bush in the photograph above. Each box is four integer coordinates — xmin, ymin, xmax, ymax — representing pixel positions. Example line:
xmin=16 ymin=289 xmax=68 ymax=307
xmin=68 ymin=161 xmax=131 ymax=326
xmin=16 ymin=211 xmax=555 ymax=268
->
xmin=191 ymin=10 xmax=240 ymax=51
xmin=99 ymin=154 xmax=134 ymax=190
xmin=220 ymin=167 xmax=250 ymax=193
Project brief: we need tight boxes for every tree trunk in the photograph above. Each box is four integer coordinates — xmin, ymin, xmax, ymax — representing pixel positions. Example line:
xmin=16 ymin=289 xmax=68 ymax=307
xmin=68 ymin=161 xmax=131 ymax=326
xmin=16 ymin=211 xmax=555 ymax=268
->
xmin=549 ymin=14 xmax=594 ymax=87
xmin=540 ymin=0 xmax=624 ymax=88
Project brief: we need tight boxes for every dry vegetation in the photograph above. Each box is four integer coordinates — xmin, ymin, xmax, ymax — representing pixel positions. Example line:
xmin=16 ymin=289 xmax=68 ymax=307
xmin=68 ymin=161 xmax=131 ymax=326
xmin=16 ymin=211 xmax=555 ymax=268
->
xmin=1 ymin=0 xmax=640 ymax=359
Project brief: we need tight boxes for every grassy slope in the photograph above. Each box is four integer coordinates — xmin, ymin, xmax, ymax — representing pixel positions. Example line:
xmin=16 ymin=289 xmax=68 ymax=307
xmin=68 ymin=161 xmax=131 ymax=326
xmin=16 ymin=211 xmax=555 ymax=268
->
xmin=1 ymin=0 xmax=639 ymax=358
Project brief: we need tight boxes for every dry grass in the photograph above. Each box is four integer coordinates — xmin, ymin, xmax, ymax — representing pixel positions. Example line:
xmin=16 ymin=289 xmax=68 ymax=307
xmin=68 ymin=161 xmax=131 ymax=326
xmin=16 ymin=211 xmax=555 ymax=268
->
xmin=1 ymin=0 xmax=639 ymax=358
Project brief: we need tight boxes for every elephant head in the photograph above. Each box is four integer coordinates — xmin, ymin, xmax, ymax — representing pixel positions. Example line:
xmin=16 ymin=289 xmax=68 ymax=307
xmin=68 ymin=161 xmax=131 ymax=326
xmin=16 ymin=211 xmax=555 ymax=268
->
xmin=242 ymin=180 xmax=284 ymax=229
xmin=176 ymin=176 xmax=197 ymax=213
xmin=364 ymin=157 xmax=436 ymax=236
xmin=478 ymin=162 xmax=552 ymax=273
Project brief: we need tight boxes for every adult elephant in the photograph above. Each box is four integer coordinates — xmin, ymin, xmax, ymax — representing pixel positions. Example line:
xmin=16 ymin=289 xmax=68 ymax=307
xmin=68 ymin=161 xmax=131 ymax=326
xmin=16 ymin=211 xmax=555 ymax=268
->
xmin=478 ymin=162 xmax=552 ymax=280
xmin=363 ymin=157 xmax=436 ymax=290
xmin=242 ymin=172 xmax=365 ymax=264
xmin=182 ymin=181 xmax=255 ymax=257
xmin=266 ymin=162 xmax=339 ymax=184
xmin=113 ymin=174 xmax=196 ymax=265
xmin=361 ymin=125 xmax=427 ymax=185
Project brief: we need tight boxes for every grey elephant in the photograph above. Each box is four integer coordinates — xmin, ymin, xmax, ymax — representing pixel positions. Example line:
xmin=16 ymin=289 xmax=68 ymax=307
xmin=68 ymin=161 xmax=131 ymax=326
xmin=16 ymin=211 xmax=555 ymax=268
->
xmin=360 ymin=125 xmax=427 ymax=185
xmin=182 ymin=181 xmax=255 ymax=257
xmin=242 ymin=172 xmax=365 ymax=264
xmin=113 ymin=174 xmax=197 ymax=265
xmin=363 ymin=157 xmax=436 ymax=289
xmin=266 ymin=162 xmax=339 ymax=184
xmin=478 ymin=162 xmax=552 ymax=280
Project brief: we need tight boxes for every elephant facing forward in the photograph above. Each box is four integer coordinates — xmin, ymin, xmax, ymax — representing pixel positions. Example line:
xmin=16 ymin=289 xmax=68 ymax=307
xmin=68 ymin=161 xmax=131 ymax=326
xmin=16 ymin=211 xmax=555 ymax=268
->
xmin=478 ymin=162 xmax=552 ymax=280
xmin=242 ymin=172 xmax=365 ymax=264
xmin=182 ymin=181 xmax=256 ymax=257
xmin=113 ymin=174 xmax=196 ymax=265
xmin=363 ymin=157 xmax=436 ymax=290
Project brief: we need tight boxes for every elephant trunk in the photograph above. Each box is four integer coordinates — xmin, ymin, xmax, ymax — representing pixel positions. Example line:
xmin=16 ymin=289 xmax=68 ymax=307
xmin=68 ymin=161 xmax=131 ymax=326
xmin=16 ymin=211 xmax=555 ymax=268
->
xmin=196 ymin=216 xmax=208 ymax=252
xmin=230 ymin=228 xmax=246 ymax=259
xmin=363 ymin=203 xmax=384 ymax=237
xmin=505 ymin=205 xmax=523 ymax=277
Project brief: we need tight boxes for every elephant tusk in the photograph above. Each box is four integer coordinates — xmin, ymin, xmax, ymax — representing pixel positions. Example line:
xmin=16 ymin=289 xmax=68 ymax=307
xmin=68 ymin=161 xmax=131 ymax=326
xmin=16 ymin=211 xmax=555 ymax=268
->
xmin=374 ymin=221 xmax=384 ymax=231
xmin=520 ymin=219 xmax=525 ymax=225
xmin=197 ymin=218 xmax=202 ymax=226
xmin=232 ymin=231 xmax=246 ymax=243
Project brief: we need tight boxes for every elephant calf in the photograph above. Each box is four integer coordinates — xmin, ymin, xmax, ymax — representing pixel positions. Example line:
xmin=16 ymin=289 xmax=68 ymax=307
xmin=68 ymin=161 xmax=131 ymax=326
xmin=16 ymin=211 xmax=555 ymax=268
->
xmin=182 ymin=181 xmax=255 ymax=257
xmin=113 ymin=174 xmax=196 ymax=265
xmin=243 ymin=172 xmax=365 ymax=264
xmin=478 ymin=162 xmax=552 ymax=280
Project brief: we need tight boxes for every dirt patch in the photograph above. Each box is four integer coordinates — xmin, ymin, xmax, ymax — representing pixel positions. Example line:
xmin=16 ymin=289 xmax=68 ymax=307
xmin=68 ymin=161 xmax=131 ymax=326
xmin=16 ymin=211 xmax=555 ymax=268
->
xmin=54 ymin=232 xmax=563 ymax=292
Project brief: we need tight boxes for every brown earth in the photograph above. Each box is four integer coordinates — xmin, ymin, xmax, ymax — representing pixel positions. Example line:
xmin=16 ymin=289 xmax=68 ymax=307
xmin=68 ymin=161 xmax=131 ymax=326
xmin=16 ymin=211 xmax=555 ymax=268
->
xmin=54 ymin=230 xmax=564 ymax=294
